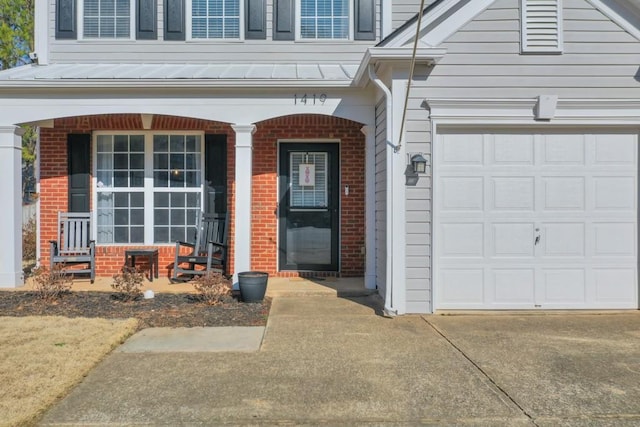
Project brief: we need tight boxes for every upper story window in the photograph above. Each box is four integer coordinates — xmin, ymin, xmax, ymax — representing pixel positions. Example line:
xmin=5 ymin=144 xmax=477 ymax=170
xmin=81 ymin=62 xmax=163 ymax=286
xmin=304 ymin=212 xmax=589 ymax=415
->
xmin=55 ymin=0 xmax=375 ymax=41
xmin=82 ymin=0 xmax=134 ymax=39
xmin=521 ymin=0 xmax=563 ymax=53
xmin=190 ymin=0 xmax=242 ymax=39
xmin=299 ymin=0 xmax=349 ymax=40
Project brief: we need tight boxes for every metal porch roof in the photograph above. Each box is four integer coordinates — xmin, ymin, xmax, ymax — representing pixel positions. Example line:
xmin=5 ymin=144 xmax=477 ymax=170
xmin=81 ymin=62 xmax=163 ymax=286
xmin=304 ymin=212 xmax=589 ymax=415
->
xmin=0 ymin=63 xmax=360 ymax=88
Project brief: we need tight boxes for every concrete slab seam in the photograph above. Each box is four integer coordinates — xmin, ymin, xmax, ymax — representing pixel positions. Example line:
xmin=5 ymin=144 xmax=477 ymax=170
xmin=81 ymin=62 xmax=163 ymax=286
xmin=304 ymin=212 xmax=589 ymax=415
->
xmin=420 ymin=315 xmax=539 ymax=427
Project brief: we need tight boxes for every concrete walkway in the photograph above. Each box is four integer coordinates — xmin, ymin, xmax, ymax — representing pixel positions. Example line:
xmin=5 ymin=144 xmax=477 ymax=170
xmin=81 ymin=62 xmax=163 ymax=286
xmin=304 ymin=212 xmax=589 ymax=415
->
xmin=39 ymin=295 xmax=640 ymax=426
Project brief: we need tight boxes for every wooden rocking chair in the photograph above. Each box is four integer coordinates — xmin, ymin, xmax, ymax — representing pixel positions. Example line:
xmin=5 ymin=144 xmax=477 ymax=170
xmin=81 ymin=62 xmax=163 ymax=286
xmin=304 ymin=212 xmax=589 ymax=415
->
xmin=50 ymin=211 xmax=96 ymax=283
xmin=172 ymin=212 xmax=228 ymax=282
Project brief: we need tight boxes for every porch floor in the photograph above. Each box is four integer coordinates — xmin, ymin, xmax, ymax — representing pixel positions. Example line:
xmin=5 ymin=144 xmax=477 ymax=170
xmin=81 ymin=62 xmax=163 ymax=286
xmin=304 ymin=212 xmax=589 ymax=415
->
xmin=18 ymin=275 xmax=374 ymax=298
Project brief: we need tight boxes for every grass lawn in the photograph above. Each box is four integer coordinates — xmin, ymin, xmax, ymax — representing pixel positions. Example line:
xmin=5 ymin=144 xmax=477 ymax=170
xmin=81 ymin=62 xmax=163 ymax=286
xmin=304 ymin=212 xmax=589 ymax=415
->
xmin=0 ymin=316 xmax=138 ymax=427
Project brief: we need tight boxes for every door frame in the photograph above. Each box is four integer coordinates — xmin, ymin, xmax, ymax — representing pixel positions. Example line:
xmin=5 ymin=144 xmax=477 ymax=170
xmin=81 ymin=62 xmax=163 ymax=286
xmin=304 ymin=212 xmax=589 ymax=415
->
xmin=277 ymin=141 xmax=340 ymax=272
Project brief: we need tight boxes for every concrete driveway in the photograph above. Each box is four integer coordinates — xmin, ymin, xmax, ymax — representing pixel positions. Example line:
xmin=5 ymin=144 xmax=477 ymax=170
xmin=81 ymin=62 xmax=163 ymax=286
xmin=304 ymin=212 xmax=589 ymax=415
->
xmin=39 ymin=296 xmax=640 ymax=426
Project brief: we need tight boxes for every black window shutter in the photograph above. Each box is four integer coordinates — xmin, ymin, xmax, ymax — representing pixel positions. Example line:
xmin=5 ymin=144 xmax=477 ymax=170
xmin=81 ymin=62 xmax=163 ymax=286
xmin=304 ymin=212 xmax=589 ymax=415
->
xmin=245 ymin=0 xmax=266 ymax=39
xmin=164 ymin=0 xmax=186 ymax=41
xmin=137 ymin=0 xmax=157 ymax=40
xmin=56 ymin=0 xmax=77 ymax=39
xmin=354 ymin=0 xmax=375 ymax=40
xmin=273 ymin=0 xmax=294 ymax=40
xmin=205 ymin=134 xmax=227 ymax=215
xmin=67 ymin=134 xmax=91 ymax=213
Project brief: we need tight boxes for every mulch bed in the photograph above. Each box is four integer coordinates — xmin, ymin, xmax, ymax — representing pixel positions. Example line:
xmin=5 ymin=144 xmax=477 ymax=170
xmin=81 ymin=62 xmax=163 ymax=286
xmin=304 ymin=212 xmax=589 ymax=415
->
xmin=0 ymin=291 xmax=271 ymax=329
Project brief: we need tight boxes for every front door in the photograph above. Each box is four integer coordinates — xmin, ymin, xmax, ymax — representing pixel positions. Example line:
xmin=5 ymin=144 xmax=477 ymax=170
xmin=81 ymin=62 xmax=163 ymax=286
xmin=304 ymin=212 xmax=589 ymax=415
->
xmin=279 ymin=143 xmax=339 ymax=271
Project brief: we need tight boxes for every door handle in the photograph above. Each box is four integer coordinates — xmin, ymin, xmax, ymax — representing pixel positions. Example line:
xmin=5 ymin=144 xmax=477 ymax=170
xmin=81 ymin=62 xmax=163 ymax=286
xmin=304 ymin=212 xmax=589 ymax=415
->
xmin=534 ymin=228 xmax=541 ymax=246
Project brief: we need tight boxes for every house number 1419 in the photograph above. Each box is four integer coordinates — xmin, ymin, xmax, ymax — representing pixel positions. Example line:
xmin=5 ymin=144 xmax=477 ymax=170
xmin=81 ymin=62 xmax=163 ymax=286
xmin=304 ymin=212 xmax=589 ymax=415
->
xmin=294 ymin=94 xmax=327 ymax=105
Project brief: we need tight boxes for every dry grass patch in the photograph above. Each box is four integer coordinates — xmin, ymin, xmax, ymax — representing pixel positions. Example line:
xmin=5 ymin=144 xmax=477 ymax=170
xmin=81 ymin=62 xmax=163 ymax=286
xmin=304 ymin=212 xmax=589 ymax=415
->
xmin=0 ymin=316 xmax=138 ymax=427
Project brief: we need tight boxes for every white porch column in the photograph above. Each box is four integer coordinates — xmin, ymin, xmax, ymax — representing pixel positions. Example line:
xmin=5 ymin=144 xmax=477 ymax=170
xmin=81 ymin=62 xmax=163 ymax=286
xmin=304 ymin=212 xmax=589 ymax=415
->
xmin=361 ymin=125 xmax=376 ymax=290
xmin=231 ymin=124 xmax=256 ymax=286
xmin=0 ymin=126 xmax=25 ymax=287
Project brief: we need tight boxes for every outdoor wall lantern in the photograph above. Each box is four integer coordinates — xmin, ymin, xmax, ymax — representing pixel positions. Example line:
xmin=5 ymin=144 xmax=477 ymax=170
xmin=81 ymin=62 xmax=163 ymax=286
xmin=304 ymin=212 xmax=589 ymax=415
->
xmin=406 ymin=153 xmax=427 ymax=186
xmin=411 ymin=154 xmax=427 ymax=174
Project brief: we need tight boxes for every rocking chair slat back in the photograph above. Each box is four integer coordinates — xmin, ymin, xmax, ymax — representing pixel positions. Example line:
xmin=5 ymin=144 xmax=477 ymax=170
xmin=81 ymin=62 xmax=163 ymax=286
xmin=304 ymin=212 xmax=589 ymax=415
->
xmin=58 ymin=212 xmax=92 ymax=255
xmin=195 ymin=213 xmax=226 ymax=254
xmin=172 ymin=212 xmax=228 ymax=281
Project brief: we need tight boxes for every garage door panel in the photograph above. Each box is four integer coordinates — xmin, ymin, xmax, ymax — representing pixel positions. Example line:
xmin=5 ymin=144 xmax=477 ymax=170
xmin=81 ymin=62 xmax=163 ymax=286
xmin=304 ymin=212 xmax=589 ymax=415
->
xmin=541 ymin=223 xmax=585 ymax=257
xmin=442 ymin=134 xmax=483 ymax=164
xmin=593 ymin=222 xmax=636 ymax=257
xmin=492 ymin=134 xmax=534 ymax=164
xmin=441 ymin=223 xmax=484 ymax=257
xmin=543 ymin=177 xmax=586 ymax=210
xmin=540 ymin=269 xmax=586 ymax=304
xmin=492 ymin=223 xmax=535 ymax=257
xmin=440 ymin=269 xmax=484 ymax=304
xmin=491 ymin=177 xmax=535 ymax=210
xmin=441 ymin=177 xmax=484 ymax=210
xmin=436 ymin=130 xmax=638 ymax=310
xmin=595 ymin=269 xmax=637 ymax=303
xmin=542 ymin=134 xmax=586 ymax=164
xmin=594 ymin=177 xmax=636 ymax=210
xmin=594 ymin=134 xmax=637 ymax=164
xmin=493 ymin=269 xmax=535 ymax=303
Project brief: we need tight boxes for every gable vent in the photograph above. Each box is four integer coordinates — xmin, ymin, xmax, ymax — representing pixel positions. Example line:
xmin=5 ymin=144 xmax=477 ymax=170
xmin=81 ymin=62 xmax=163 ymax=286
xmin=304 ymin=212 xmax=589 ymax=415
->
xmin=521 ymin=0 xmax=563 ymax=53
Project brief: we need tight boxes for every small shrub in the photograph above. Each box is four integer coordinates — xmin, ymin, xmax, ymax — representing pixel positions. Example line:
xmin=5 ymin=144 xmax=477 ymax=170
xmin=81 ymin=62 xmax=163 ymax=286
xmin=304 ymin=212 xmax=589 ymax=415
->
xmin=31 ymin=264 xmax=72 ymax=301
xmin=111 ymin=266 xmax=144 ymax=302
xmin=22 ymin=217 xmax=37 ymax=262
xmin=193 ymin=271 xmax=232 ymax=305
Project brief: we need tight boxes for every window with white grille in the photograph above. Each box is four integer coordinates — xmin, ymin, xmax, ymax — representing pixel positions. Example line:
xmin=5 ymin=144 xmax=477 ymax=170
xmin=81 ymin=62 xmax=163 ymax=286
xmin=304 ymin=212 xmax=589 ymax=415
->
xmin=190 ymin=0 xmax=241 ymax=39
xmin=521 ymin=0 xmax=563 ymax=53
xmin=82 ymin=0 xmax=133 ymax=39
xmin=299 ymin=0 xmax=350 ymax=40
xmin=95 ymin=132 xmax=203 ymax=244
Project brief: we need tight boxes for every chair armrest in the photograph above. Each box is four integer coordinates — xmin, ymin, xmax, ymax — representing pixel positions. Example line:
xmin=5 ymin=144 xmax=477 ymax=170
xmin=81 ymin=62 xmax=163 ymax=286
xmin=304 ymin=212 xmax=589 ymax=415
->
xmin=176 ymin=241 xmax=196 ymax=249
xmin=89 ymin=240 xmax=96 ymax=255
xmin=208 ymin=241 xmax=227 ymax=250
xmin=50 ymin=241 xmax=58 ymax=255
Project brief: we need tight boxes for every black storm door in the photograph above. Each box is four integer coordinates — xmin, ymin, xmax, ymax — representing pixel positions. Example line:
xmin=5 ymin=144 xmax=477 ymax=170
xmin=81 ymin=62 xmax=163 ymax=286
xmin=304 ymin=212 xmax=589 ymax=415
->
xmin=278 ymin=143 xmax=339 ymax=271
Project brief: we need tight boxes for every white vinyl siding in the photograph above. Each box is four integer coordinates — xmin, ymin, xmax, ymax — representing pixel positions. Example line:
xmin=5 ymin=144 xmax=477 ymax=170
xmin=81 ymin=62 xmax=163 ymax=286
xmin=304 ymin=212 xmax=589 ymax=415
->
xmin=190 ymin=0 xmax=241 ymax=39
xmin=423 ymin=0 xmax=640 ymax=99
xmin=374 ymin=97 xmax=387 ymax=299
xmin=81 ymin=0 xmax=134 ymax=39
xmin=521 ymin=0 xmax=563 ymax=53
xmin=391 ymin=0 xmax=438 ymax=32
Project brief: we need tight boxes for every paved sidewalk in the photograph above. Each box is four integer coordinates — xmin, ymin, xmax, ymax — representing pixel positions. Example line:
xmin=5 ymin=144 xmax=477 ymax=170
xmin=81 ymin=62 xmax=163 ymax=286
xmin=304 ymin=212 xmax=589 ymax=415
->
xmin=39 ymin=296 xmax=640 ymax=426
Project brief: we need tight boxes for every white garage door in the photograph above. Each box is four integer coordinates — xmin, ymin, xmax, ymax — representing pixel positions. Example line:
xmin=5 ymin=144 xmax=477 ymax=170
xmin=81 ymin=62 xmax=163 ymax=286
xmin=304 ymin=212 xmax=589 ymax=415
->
xmin=435 ymin=130 xmax=638 ymax=310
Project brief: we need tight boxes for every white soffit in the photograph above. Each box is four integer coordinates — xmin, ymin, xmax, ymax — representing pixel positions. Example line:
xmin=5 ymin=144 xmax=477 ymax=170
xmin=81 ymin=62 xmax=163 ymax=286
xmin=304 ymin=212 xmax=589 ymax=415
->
xmin=0 ymin=63 xmax=360 ymax=88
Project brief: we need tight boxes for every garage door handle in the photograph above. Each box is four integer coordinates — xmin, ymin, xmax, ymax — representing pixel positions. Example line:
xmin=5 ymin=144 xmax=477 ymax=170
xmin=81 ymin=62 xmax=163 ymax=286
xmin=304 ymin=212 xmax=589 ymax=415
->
xmin=534 ymin=235 xmax=540 ymax=245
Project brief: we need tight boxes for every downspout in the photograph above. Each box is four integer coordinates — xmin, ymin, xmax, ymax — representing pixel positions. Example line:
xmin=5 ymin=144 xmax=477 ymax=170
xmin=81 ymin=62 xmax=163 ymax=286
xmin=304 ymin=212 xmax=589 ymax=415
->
xmin=368 ymin=64 xmax=398 ymax=317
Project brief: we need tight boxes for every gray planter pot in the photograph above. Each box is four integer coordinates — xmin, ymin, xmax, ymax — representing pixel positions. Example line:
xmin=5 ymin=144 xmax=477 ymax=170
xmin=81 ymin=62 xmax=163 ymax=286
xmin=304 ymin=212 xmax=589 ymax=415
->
xmin=238 ymin=271 xmax=269 ymax=302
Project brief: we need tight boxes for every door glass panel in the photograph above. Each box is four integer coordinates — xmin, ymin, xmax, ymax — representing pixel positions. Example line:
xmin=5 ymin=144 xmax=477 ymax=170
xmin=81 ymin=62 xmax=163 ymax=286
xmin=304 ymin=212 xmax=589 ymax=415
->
xmin=290 ymin=152 xmax=327 ymax=207
xmin=285 ymin=151 xmax=332 ymax=266
xmin=286 ymin=211 xmax=332 ymax=264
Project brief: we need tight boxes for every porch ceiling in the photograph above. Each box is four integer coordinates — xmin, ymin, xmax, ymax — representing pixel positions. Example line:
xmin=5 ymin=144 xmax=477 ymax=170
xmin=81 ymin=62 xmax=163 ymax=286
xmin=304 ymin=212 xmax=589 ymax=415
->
xmin=0 ymin=63 xmax=360 ymax=88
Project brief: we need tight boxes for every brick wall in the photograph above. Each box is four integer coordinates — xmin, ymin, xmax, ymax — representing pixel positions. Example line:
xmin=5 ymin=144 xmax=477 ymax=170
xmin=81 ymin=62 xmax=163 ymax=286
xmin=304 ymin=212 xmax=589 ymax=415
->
xmin=39 ymin=113 xmax=365 ymax=278
xmin=252 ymin=115 xmax=365 ymax=277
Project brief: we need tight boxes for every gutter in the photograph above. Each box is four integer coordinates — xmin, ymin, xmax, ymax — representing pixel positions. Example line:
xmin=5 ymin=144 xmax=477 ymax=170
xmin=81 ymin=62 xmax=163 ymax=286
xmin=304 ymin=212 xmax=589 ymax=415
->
xmin=368 ymin=64 xmax=397 ymax=317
